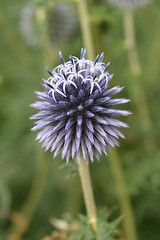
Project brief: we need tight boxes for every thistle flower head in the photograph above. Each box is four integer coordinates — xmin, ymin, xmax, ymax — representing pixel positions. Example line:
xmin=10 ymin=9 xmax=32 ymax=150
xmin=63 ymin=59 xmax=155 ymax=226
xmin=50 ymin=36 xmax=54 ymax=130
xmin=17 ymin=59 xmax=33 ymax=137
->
xmin=20 ymin=1 xmax=77 ymax=47
xmin=30 ymin=49 xmax=131 ymax=163
xmin=20 ymin=2 xmax=39 ymax=47
xmin=105 ymin=0 xmax=151 ymax=9
xmin=49 ymin=2 xmax=77 ymax=43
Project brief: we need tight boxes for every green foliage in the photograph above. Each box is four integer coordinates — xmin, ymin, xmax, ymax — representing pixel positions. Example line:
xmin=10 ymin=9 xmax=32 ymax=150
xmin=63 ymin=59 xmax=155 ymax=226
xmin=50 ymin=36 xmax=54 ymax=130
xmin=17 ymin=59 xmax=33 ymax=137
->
xmin=69 ymin=212 xmax=121 ymax=240
xmin=97 ymin=214 xmax=122 ymax=240
xmin=126 ymin=151 xmax=160 ymax=195
xmin=69 ymin=216 xmax=95 ymax=240
xmin=60 ymin=161 xmax=78 ymax=178
xmin=90 ymin=5 xmax=118 ymax=24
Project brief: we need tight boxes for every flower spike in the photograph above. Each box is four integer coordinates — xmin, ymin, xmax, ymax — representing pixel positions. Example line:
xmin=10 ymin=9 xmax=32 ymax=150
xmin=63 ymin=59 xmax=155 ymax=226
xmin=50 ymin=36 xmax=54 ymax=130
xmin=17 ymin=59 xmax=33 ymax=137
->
xmin=104 ymin=62 xmax=110 ymax=72
xmin=94 ymin=54 xmax=99 ymax=65
xmin=46 ymin=67 xmax=53 ymax=76
xmin=59 ymin=51 xmax=65 ymax=65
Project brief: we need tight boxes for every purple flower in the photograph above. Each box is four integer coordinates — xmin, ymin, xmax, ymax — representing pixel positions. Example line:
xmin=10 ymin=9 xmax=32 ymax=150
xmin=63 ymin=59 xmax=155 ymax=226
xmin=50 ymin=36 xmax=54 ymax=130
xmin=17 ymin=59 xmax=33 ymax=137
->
xmin=19 ymin=1 xmax=77 ymax=48
xmin=30 ymin=49 xmax=131 ymax=163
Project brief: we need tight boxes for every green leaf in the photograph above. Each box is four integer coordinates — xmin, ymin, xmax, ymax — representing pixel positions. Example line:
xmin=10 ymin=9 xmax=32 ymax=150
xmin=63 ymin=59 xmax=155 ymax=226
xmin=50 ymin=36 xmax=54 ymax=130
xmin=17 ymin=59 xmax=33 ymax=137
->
xmin=68 ymin=212 xmax=122 ymax=240
xmin=69 ymin=215 xmax=95 ymax=240
xmin=60 ymin=161 xmax=78 ymax=178
xmin=97 ymin=215 xmax=122 ymax=240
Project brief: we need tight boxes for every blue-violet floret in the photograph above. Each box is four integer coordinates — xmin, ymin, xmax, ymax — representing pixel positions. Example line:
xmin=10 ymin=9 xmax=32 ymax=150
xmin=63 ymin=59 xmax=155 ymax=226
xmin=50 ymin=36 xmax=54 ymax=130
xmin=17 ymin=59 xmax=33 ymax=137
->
xmin=30 ymin=49 xmax=131 ymax=163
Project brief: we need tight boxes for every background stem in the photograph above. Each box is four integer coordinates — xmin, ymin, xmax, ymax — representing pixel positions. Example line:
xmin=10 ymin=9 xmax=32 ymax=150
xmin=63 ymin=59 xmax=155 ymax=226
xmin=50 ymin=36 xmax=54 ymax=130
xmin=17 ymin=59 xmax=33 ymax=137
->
xmin=144 ymin=14 xmax=160 ymax=88
xmin=6 ymin=150 xmax=49 ymax=240
xmin=123 ymin=9 xmax=156 ymax=152
xmin=109 ymin=149 xmax=138 ymax=240
xmin=77 ymin=0 xmax=95 ymax=60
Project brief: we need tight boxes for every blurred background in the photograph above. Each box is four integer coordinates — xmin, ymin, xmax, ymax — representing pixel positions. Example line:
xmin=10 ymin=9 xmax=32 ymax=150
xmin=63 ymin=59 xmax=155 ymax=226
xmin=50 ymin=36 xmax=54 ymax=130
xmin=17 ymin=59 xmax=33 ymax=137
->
xmin=0 ymin=0 xmax=160 ymax=239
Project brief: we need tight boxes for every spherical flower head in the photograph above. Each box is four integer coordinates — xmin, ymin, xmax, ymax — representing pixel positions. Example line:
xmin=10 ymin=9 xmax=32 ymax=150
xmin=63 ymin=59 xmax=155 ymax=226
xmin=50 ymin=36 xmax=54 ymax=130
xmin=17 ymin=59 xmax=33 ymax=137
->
xmin=30 ymin=49 xmax=131 ymax=163
xmin=20 ymin=1 xmax=77 ymax=48
xmin=49 ymin=2 xmax=78 ymax=43
xmin=105 ymin=0 xmax=151 ymax=9
xmin=20 ymin=1 xmax=39 ymax=47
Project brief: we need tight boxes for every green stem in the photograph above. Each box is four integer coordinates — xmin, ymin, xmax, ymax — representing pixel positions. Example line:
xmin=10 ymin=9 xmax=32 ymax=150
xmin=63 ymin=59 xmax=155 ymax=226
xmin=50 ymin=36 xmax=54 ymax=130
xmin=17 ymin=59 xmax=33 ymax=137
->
xmin=77 ymin=0 xmax=95 ymax=60
xmin=145 ymin=15 xmax=160 ymax=88
xmin=123 ymin=10 xmax=141 ymax=76
xmin=35 ymin=7 xmax=56 ymax=73
xmin=76 ymin=0 xmax=97 ymax=232
xmin=123 ymin=9 xmax=156 ymax=152
xmin=21 ymin=152 xmax=49 ymax=219
xmin=78 ymin=157 xmax=97 ymax=231
xmin=6 ymin=8 xmax=53 ymax=239
xmin=6 ymin=150 xmax=49 ymax=240
xmin=109 ymin=149 xmax=138 ymax=240
xmin=0 ymin=9 xmax=33 ymax=67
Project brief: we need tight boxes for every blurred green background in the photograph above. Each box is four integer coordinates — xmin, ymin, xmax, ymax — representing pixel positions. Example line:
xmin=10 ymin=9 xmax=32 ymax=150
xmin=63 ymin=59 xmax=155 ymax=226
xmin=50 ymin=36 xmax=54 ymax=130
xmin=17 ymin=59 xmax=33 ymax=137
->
xmin=0 ymin=0 xmax=160 ymax=239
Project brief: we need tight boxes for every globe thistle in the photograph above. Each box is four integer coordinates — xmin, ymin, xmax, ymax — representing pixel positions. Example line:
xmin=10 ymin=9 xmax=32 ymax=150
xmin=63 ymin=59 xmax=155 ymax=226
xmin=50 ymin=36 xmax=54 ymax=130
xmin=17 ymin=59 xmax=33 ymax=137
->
xmin=49 ymin=2 xmax=78 ymax=43
xmin=30 ymin=49 xmax=131 ymax=163
xmin=20 ymin=1 xmax=77 ymax=48
xmin=19 ymin=1 xmax=39 ymax=47
xmin=105 ymin=0 xmax=151 ymax=9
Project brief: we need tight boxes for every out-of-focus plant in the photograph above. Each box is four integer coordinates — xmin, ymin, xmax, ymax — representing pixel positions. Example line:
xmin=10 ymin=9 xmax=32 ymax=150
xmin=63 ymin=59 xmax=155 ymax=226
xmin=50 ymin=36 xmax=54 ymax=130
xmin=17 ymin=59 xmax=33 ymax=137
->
xmin=105 ymin=0 xmax=151 ymax=9
xmin=19 ymin=0 xmax=78 ymax=48
xmin=105 ymin=0 xmax=156 ymax=153
xmin=0 ymin=0 xmax=160 ymax=239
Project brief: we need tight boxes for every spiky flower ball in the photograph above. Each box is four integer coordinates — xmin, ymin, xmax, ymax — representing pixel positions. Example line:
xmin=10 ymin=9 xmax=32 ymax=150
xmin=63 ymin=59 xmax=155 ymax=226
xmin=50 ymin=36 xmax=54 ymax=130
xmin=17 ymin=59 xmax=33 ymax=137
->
xmin=30 ymin=49 xmax=131 ymax=163
xmin=105 ymin=0 xmax=151 ymax=9
xmin=20 ymin=1 xmax=77 ymax=47
xmin=20 ymin=1 xmax=39 ymax=47
xmin=49 ymin=2 xmax=77 ymax=43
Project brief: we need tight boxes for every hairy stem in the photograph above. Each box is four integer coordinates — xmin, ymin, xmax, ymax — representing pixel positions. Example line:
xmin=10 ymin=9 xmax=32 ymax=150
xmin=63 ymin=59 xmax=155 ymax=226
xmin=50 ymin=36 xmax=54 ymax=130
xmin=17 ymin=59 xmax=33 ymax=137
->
xmin=78 ymin=157 xmax=97 ymax=231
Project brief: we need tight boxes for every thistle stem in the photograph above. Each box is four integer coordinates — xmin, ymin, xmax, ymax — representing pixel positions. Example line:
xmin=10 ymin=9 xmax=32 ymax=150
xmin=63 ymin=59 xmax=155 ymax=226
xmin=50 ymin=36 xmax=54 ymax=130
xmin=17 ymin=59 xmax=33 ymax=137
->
xmin=77 ymin=0 xmax=95 ymax=60
xmin=0 ymin=9 xmax=30 ymax=65
xmin=123 ymin=9 xmax=156 ymax=152
xmin=35 ymin=7 xmax=55 ymax=73
xmin=6 ymin=149 xmax=49 ymax=240
xmin=109 ymin=149 xmax=138 ymax=240
xmin=78 ymin=157 xmax=97 ymax=231
xmin=0 ymin=8 xmax=38 ymax=82
xmin=76 ymin=0 xmax=97 ymax=232
xmin=145 ymin=14 xmax=160 ymax=88
xmin=123 ymin=10 xmax=141 ymax=76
